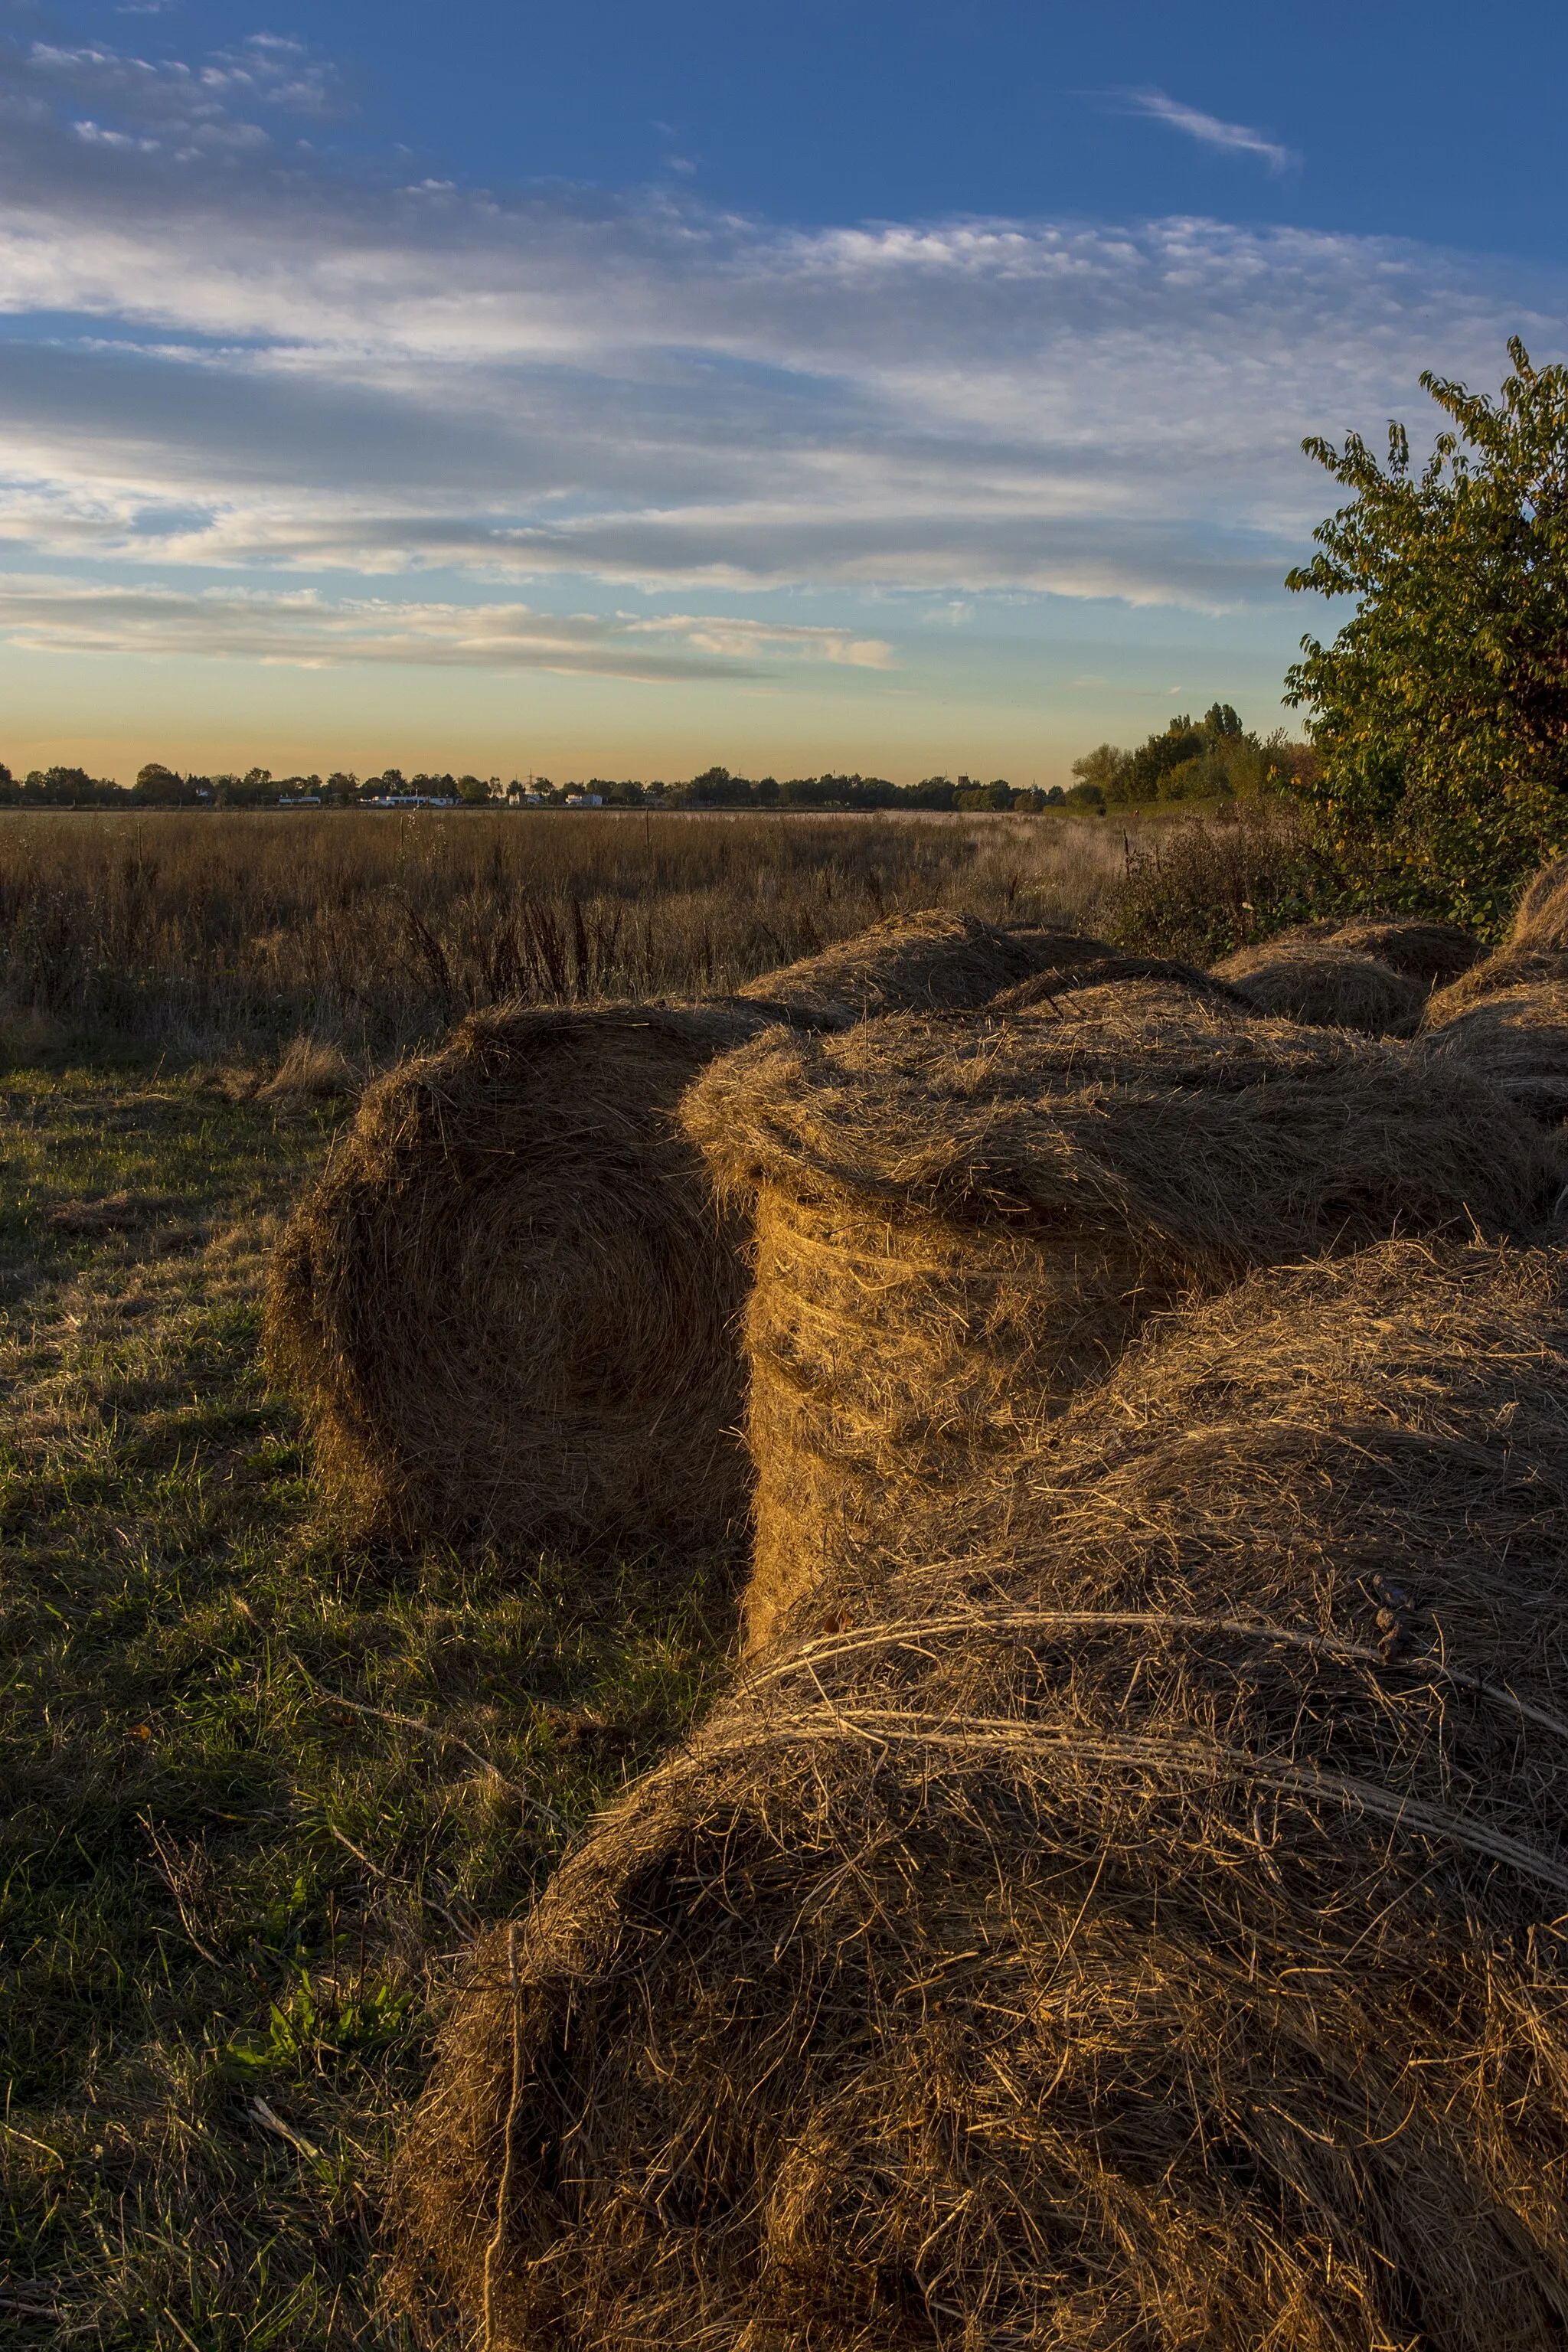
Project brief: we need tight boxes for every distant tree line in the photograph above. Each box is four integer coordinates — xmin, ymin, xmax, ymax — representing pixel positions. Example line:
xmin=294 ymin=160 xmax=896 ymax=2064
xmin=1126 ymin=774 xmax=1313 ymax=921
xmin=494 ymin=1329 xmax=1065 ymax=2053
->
xmin=0 ymin=761 xmax=1118 ymax=814
xmin=1066 ymin=705 xmax=1312 ymax=814
xmin=0 ymin=728 xmax=1303 ymax=816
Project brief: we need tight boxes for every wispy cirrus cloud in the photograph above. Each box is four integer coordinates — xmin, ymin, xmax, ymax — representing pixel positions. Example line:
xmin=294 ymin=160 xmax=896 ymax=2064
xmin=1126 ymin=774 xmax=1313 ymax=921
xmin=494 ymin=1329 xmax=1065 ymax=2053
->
xmin=1122 ymin=88 xmax=1295 ymax=174
xmin=0 ymin=575 xmax=891 ymax=677
xmin=0 ymin=26 xmax=1555 ymax=665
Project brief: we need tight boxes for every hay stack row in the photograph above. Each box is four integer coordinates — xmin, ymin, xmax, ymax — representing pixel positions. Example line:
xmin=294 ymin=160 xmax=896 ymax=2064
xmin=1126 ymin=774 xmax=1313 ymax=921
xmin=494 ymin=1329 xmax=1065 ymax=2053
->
xmin=266 ymin=890 xmax=1568 ymax=1563
xmin=328 ymin=862 xmax=1568 ymax=2349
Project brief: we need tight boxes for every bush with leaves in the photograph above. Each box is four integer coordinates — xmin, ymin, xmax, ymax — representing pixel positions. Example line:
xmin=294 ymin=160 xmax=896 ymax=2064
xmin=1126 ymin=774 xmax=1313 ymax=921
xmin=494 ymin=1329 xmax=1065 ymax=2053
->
xmin=1286 ymin=339 xmax=1568 ymax=931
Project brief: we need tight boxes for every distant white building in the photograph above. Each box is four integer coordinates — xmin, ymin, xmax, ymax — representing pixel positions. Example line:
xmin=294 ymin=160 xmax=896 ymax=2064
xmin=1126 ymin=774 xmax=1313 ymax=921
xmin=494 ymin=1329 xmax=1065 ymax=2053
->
xmin=564 ymin=792 xmax=603 ymax=808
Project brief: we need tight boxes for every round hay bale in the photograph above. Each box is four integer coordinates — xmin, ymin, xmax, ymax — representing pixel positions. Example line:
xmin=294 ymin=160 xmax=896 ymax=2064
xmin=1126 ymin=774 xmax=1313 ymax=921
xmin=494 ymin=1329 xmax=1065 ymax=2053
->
xmin=266 ymin=913 xmax=1080 ymax=1555
xmin=1423 ymin=858 xmax=1568 ymax=1013
xmin=1512 ymin=854 xmax=1568 ymax=949
xmin=1210 ymin=941 xmax=1426 ymax=1034
xmin=1419 ymin=980 xmax=1568 ymax=1125
xmin=990 ymin=953 xmax=1256 ymax=1016
xmin=737 ymin=907 xmax=1110 ymax=1023
xmin=264 ymin=1001 xmax=770 ymax=1555
xmin=681 ymin=999 xmax=1551 ymax=1651
xmin=1259 ymin=914 xmax=1484 ymax=989
xmin=390 ymin=1239 xmax=1568 ymax=2352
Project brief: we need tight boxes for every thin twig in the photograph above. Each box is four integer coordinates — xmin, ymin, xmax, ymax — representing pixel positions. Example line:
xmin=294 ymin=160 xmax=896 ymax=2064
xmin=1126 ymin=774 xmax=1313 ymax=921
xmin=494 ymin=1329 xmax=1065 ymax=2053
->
xmin=251 ymin=2096 xmax=325 ymax=2164
xmin=324 ymin=1820 xmax=469 ymax=1936
xmin=482 ymin=1921 xmax=524 ymax=2352
xmin=283 ymin=1648 xmax=572 ymax=1833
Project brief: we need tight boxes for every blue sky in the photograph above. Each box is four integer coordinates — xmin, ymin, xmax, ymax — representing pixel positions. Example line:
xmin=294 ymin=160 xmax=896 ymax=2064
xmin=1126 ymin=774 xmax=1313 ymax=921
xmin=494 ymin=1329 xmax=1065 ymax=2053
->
xmin=1 ymin=0 xmax=1564 ymax=782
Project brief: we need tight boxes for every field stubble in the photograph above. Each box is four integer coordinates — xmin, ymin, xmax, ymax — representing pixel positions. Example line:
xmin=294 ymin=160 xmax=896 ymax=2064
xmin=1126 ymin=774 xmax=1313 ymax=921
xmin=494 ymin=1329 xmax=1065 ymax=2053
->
xmin=0 ymin=808 xmax=1146 ymax=1072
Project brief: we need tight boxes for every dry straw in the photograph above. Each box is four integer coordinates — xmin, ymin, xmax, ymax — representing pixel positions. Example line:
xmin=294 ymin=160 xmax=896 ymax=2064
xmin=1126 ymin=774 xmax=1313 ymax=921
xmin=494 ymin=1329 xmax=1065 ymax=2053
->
xmin=391 ymin=1236 xmax=1568 ymax=2352
xmin=1430 ymin=855 xmax=1568 ymax=1010
xmin=1419 ymin=978 xmax=1568 ymax=1126
xmin=265 ymin=911 xmax=1092 ymax=1555
xmin=681 ymin=994 xmax=1555 ymax=1648
xmin=1211 ymin=939 xmax=1427 ymax=1034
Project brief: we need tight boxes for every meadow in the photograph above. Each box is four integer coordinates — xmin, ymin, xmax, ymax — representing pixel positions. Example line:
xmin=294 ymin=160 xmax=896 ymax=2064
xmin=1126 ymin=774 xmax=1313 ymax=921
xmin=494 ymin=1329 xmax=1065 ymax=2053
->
xmin=0 ymin=802 xmax=1305 ymax=2347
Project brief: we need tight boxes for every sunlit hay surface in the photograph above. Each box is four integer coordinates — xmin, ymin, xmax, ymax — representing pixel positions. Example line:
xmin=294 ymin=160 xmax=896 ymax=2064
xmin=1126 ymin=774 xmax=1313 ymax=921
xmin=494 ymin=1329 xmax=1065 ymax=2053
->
xmin=1418 ymin=979 xmax=1568 ymax=1126
xmin=736 ymin=905 xmax=1093 ymax=1020
xmin=0 ymin=806 xmax=1133 ymax=1060
xmin=990 ymin=952 xmax=1256 ymax=1016
xmin=1431 ymin=855 xmax=1568 ymax=1009
xmin=681 ymin=996 xmax=1555 ymax=1651
xmin=390 ymin=1238 xmax=1568 ymax=2352
xmin=264 ymin=1001 xmax=769 ymax=1559
xmin=1267 ymin=915 xmax=1484 ymax=988
xmin=1210 ymin=941 xmax=1426 ymax=1035
xmin=265 ymin=915 xmax=1085 ymax=1559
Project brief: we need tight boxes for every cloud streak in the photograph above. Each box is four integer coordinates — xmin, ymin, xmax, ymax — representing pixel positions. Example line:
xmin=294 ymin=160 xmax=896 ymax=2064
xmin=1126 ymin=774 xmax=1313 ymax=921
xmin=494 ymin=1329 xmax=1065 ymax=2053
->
xmin=0 ymin=27 xmax=1557 ymax=659
xmin=0 ymin=576 xmax=891 ymax=677
xmin=1122 ymin=89 xmax=1295 ymax=173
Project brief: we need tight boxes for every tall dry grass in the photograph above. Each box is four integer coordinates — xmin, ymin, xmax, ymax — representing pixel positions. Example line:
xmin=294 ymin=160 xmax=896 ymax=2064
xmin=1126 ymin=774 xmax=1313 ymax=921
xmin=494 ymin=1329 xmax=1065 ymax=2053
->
xmin=0 ymin=808 xmax=1135 ymax=1061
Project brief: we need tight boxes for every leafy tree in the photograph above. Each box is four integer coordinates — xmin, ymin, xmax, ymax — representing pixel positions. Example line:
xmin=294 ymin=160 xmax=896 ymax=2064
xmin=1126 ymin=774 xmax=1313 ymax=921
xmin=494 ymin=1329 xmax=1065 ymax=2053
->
xmin=1285 ymin=339 xmax=1568 ymax=927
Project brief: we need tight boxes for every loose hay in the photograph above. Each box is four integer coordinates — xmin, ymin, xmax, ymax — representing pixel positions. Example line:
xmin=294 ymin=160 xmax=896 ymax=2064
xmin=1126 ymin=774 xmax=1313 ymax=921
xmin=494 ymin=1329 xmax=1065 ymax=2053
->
xmin=734 ymin=907 xmax=1109 ymax=1022
xmin=391 ymin=1237 xmax=1568 ymax=2352
xmin=1427 ymin=858 xmax=1568 ymax=1010
xmin=266 ymin=913 xmax=1072 ymax=1553
xmin=1418 ymin=980 xmax=1568 ymax=1125
xmin=1256 ymin=915 xmax=1483 ymax=989
xmin=1210 ymin=940 xmax=1426 ymax=1034
xmin=990 ymin=952 xmax=1255 ymax=1015
xmin=682 ymin=996 xmax=1555 ymax=1648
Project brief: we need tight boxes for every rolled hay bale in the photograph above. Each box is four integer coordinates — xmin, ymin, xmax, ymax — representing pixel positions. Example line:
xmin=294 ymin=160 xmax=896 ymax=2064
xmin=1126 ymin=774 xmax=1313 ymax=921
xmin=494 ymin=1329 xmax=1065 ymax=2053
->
xmin=990 ymin=952 xmax=1256 ymax=1016
xmin=1426 ymin=857 xmax=1568 ymax=1011
xmin=265 ymin=913 xmax=1083 ymax=1554
xmin=263 ymin=1001 xmax=770 ymax=1554
xmin=681 ymin=997 xmax=1554 ymax=1651
xmin=1418 ymin=979 xmax=1568 ymax=1125
xmin=1253 ymin=913 xmax=1484 ymax=990
xmin=390 ymin=1238 xmax=1568 ymax=2352
xmin=1210 ymin=940 xmax=1426 ymax=1034
xmin=734 ymin=907 xmax=1112 ymax=1022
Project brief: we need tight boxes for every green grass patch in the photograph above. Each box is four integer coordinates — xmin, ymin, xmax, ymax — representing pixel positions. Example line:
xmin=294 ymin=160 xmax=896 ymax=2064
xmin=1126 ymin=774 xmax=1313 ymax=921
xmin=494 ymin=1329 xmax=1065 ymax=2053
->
xmin=0 ymin=1058 xmax=733 ymax=2345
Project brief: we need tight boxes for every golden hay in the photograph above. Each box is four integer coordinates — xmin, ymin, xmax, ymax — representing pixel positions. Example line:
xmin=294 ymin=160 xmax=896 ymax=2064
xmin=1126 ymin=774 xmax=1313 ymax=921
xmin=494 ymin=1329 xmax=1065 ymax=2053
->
xmin=1418 ymin=979 xmax=1568 ymax=1125
xmin=1253 ymin=914 xmax=1483 ymax=989
xmin=264 ymin=1001 xmax=768 ymax=1553
xmin=1210 ymin=940 xmax=1426 ymax=1034
xmin=391 ymin=1236 xmax=1568 ymax=2352
xmin=265 ymin=913 xmax=1080 ymax=1555
xmin=736 ymin=907 xmax=1108 ymax=1022
xmin=989 ymin=952 xmax=1256 ymax=1016
xmin=1423 ymin=858 xmax=1568 ymax=1011
xmin=681 ymin=996 xmax=1556 ymax=1650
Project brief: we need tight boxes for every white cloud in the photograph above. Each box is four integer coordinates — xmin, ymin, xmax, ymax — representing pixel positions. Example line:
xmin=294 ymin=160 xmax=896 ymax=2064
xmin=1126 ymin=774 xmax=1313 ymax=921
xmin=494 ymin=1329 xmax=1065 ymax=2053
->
xmin=0 ymin=27 xmax=1557 ymax=656
xmin=1123 ymin=90 xmax=1295 ymax=173
xmin=0 ymin=575 xmax=891 ymax=677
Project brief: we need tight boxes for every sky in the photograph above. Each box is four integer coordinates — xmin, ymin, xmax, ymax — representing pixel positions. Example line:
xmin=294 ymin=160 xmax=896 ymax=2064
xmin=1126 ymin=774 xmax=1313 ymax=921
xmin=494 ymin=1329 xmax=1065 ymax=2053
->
xmin=1 ymin=1 xmax=1566 ymax=786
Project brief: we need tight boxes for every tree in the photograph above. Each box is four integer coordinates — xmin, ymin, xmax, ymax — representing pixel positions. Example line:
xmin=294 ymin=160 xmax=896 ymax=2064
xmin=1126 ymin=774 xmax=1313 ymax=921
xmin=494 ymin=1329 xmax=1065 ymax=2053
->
xmin=1285 ymin=339 xmax=1568 ymax=926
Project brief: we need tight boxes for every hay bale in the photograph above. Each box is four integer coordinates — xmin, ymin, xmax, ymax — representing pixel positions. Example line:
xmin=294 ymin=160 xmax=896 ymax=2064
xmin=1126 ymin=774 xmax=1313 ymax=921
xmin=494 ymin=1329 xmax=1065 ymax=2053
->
xmin=266 ymin=914 xmax=1078 ymax=1554
xmin=1259 ymin=914 xmax=1484 ymax=989
xmin=1423 ymin=858 xmax=1568 ymax=1011
xmin=736 ymin=908 xmax=1109 ymax=1023
xmin=990 ymin=952 xmax=1256 ymax=1016
xmin=1419 ymin=980 xmax=1568 ymax=1125
xmin=265 ymin=1001 xmax=771 ymax=1554
xmin=1210 ymin=941 xmax=1426 ymax=1034
xmin=1512 ymin=854 xmax=1568 ymax=949
xmin=682 ymin=998 xmax=1552 ymax=1651
xmin=390 ymin=1238 xmax=1568 ymax=2352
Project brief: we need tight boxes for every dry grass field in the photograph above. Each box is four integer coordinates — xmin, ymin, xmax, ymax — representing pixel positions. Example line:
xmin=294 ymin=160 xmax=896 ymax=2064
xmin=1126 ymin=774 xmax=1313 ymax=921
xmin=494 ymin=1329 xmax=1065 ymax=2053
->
xmin=5 ymin=805 xmax=1240 ymax=2346
xmin=0 ymin=807 xmax=1161 ymax=1073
